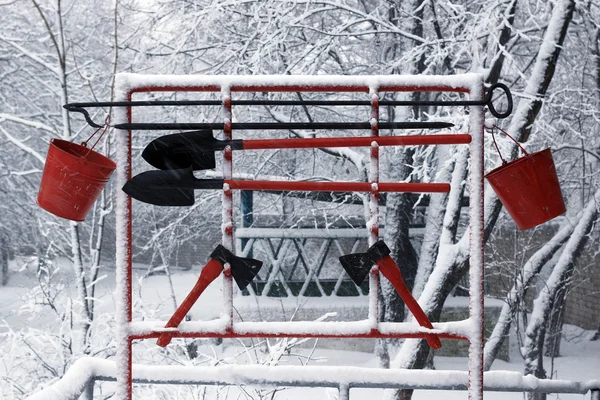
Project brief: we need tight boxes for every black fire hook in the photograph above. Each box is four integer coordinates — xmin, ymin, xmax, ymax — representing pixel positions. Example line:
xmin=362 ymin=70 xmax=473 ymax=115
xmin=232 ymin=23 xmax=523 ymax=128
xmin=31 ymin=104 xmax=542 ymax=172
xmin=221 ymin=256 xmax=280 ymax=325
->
xmin=63 ymin=82 xmax=512 ymax=129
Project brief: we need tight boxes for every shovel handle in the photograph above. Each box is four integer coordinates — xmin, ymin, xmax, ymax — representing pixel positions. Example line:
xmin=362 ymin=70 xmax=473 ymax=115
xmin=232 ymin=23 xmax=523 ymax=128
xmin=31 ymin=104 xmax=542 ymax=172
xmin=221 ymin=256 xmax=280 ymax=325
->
xmin=224 ymin=180 xmax=450 ymax=193
xmin=242 ymin=134 xmax=471 ymax=150
xmin=156 ymin=259 xmax=224 ymax=347
xmin=377 ymin=256 xmax=442 ymax=350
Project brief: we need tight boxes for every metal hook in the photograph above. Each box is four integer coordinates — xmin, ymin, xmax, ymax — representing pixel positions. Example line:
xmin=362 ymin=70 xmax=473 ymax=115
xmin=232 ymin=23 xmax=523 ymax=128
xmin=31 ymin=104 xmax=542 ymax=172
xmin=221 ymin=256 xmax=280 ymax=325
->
xmin=484 ymin=83 xmax=512 ymax=119
xmin=63 ymin=82 xmax=514 ymax=130
xmin=63 ymin=104 xmax=103 ymax=128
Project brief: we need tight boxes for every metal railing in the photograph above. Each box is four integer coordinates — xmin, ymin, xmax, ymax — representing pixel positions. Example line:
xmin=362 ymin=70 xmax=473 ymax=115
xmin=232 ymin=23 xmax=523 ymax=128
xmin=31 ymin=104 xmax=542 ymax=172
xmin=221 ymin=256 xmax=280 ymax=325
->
xmin=25 ymin=357 xmax=600 ymax=400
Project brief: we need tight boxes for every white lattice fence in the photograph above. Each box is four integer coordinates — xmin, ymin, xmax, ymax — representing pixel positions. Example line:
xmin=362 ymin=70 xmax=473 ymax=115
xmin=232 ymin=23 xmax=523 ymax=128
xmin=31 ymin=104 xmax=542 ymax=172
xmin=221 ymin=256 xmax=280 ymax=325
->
xmin=237 ymin=228 xmax=368 ymax=297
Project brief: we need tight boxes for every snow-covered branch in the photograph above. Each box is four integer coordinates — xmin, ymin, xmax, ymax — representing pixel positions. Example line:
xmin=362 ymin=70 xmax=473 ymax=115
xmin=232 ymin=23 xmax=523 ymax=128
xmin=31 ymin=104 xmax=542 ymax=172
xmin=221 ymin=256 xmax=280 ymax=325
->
xmin=507 ymin=0 xmax=576 ymax=142
xmin=0 ymin=113 xmax=56 ymax=134
xmin=0 ymin=126 xmax=46 ymax=165
xmin=0 ymin=35 xmax=60 ymax=77
xmin=523 ymin=187 xmax=600 ymax=376
xmin=483 ymin=221 xmax=575 ymax=370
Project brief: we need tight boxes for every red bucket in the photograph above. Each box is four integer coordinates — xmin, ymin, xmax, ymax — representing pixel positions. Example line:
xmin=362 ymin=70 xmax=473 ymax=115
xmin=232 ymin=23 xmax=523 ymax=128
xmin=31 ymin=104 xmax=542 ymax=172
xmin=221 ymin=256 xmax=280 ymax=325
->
xmin=37 ymin=139 xmax=116 ymax=222
xmin=485 ymin=129 xmax=566 ymax=230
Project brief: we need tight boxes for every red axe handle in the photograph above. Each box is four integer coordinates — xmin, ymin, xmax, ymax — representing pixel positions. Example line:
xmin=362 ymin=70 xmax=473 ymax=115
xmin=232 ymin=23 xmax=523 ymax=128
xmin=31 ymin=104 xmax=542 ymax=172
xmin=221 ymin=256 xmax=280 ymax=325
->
xmin=378 ymin=256 xmax=442 ymax=350
xmin=156 ymin=259 xmax=224 ymax=347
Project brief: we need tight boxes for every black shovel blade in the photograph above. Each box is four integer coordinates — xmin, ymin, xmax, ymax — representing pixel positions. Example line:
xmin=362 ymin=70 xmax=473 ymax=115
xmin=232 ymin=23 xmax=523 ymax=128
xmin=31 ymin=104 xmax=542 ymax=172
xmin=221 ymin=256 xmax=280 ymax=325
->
xmin=210 ymin=245 xmax=263 ymax=290
xmin=123 ymin=168 xmax=197 ymax=206
xmin=123 ymin=167 xmax=225 ymax=206
xmin=142 ymin=130 xmax=217 ymax=171
xmin=338 ymin=252 xmax=372 ymax=286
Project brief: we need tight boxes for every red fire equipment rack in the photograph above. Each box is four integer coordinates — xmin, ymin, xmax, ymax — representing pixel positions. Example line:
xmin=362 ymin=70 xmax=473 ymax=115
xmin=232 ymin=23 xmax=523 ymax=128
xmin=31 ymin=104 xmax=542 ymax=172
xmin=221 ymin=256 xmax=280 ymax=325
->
xmin=113 ymin=74 xmax=486 ymax=399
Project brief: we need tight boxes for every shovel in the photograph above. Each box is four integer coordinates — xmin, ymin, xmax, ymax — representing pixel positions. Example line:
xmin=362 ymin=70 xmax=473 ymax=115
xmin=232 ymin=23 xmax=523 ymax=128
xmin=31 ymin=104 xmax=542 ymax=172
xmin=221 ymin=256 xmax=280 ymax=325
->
xmin=142 ymin=130 xmax=470 ymax=171
xmin=339 ymin=241 xmax=442 ymax=350
xmin=156 ymin=245 xmax=262 ymax=347
xmin=122 ymin=167 xmax=451 ymax=206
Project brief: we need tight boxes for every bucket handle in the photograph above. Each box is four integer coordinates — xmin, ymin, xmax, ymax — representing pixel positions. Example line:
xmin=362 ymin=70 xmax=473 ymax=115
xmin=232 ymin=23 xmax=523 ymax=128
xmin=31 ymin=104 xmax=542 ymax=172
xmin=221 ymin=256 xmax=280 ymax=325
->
xmin=491 ymin=125 xmax=529 ymax=164
xmin=81 ymin=115 xmax=111 ymax=156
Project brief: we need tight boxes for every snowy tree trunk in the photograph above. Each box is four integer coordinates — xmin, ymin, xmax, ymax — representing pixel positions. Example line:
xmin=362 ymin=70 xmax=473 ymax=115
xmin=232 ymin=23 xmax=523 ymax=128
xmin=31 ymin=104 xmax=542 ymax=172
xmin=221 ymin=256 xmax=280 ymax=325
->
xmin=505 ymin=0 xmax=575 ymax=143
xmin=88 ymin=192 xmax=110 ymax=318
xmin=439 ymin=147 xmax=469 ymax=245
xmin=151 ymin=210 xmax=179 ymax=312
xmin=544 ymin=284 xmax=566 ymax=358
xmin=374 ymin=0 xmax=427 ymax=369
xmin=282 ymin=144 xmax=297 ymax=226
xmin=70 ymin=222 xmax=90 ymax=354
xmin=412 ymin=145 xmax=452 ymax=299
xmin=485 ymin=0 xmax=518 ymax=85
xmin=31 ymin=0 xmax=98 ymax=357
xmin=80 ymin=380 xmax=94 ymax=400
xmin=387 ymin=1 xmax=575 ymax=398
xmin=592 ymin=326 xmax=600 ymax=342
xmin=385 ymin=147 xmax=418 ymax=299
xmin=483 ymin=222 xmax=574 ymax=370
xmin=523 ymin=188 xmax=600 ymax=382
xmin=380 ymin=147 xmax=418 ymax=366
xmin=1 ymin=236 xmax=7 ymax=286
xmin=531 ymin=324 xmax=548 ymax=400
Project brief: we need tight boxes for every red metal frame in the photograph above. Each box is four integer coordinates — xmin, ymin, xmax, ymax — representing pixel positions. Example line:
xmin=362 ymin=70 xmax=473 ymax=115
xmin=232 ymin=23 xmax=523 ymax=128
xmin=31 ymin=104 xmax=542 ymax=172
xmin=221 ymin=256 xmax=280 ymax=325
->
xmin=216 ymin=180 xmax=451 ymax=192
xmin=241 ymin=134 xmax=471 ymax=149
xmin=133 ymin=331 xmax=468 ymax=341
xmin=114 ymin=75 xmax=484 ymax=400
xmin=368 ymin=87 xmax=381 ymax=332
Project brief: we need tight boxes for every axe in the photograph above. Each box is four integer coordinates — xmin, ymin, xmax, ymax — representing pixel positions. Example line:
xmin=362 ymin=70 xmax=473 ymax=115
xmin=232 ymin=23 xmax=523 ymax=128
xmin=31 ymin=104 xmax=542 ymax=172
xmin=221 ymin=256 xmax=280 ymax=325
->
xmin=141 ymin=129 xmax=468 ymax=171
xmin=339 ymin=241 xmax=442 ymax=350
xmin=156 ymin=245 xmax=262 ymax=347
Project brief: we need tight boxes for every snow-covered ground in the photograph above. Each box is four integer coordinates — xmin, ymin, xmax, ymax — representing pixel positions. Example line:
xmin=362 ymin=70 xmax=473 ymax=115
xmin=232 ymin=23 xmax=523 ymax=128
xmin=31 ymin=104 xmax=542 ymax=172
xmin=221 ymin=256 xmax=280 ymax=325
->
xmin=1 ymin=258 xmax=599 ymax=399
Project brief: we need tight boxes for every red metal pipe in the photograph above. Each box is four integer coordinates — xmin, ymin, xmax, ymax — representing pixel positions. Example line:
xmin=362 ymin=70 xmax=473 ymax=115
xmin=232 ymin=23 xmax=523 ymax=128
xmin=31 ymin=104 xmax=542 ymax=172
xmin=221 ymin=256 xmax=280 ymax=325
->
xmin=224 ymin=180 xmax=450 ymax=193
xmin=368 ymin=88 xmax=380 ymax=330
xmin=133 ymin=330 xmax=466 ymax=341
xmin=222 ymin=88 xmax=235 ymax=331
xmin=129 ymin=84 xmax=470 ymax=94
xmin=243 ymin=134 xmax=470 ymax=150
xmin=125 ymin=93 xmax=134 ymax=400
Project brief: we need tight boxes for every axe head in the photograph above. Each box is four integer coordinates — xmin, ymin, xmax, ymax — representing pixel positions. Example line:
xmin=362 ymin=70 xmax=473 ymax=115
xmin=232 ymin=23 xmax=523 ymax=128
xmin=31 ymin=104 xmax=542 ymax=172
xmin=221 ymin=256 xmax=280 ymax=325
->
xmin=142 ymin=130 xmax=217 ymax=171
xmin=366 ymin=240 xmax=391 ymax=261
xmin=338 ymin=253 xmax=372 ymax=286
xmin=210 ymin=245 xmax=263 ymax=290
xmin=338 ymin=240 xmax=391 ymax=285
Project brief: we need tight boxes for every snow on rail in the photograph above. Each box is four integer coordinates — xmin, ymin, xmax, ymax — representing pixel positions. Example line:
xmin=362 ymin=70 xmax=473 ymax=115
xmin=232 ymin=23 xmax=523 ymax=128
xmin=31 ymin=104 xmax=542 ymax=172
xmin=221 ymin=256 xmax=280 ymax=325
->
xmin=127 ymin=319 xmax=471 ymax=339
xmin=115 ymin=73 xmax=479 ymax=93
xmin=236 ymin=227 xmax=371 ymax=239
xmin=26 ymin=357 xmax=600 ymax=400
